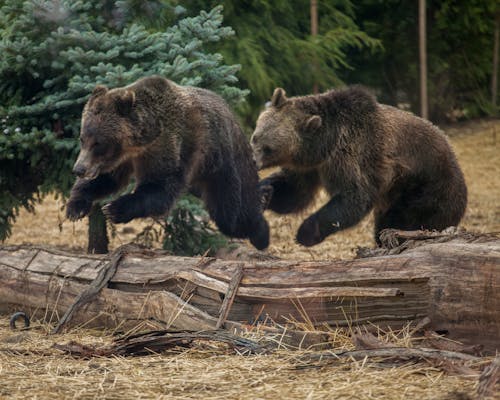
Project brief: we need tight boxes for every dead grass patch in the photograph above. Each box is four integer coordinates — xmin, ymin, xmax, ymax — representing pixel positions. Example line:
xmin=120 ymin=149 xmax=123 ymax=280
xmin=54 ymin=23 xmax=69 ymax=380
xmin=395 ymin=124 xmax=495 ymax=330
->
xmin=0 ymin=318 xmax=486 ymax=400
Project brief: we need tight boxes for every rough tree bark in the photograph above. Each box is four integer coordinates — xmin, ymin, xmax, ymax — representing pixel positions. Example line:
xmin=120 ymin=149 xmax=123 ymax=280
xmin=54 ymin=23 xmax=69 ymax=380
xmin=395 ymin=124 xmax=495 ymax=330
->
xmin=0 ymin=229 xmax=498 ymax=351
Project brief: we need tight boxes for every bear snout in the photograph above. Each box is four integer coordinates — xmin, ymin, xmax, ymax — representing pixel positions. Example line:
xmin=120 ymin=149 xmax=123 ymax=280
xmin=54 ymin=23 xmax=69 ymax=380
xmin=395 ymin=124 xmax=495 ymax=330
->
xmin=252 ymin=150 xmax=264 ymax=170
xmin=72 ymin=163 xmax=87 ymax=178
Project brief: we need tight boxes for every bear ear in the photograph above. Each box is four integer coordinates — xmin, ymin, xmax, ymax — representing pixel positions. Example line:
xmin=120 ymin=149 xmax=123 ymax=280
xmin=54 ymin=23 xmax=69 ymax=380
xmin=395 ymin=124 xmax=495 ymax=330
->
xmin=91 ymin=85 xmax=108 ymax=98
xmin=304 ymin=115 xmax=322 ymax=132
xmin=271 ymin=88 xmax=287 ymax=108
xmin=116 ymin=90 xmax=136 ymax=116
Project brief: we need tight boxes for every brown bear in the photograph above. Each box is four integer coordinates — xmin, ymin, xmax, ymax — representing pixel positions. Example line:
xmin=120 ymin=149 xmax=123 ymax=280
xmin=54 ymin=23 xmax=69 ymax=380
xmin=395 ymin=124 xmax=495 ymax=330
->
xmin=251 ymin=86 xmax=467 ymax=247
xmin=66 ymin=75 xmax=269 ymax=250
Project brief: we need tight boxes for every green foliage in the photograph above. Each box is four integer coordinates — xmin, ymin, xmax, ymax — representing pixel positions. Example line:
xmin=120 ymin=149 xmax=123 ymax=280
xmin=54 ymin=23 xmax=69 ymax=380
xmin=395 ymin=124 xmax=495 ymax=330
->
xmin=344 ymin=0 xmax=499 ymax=121
xmin=161 ymin=195 xmax=227 ymax=256
xmin=186 ymin=0 xmax=498 ymax=124
xmin=0 ymin=0 xmax=246 ymax=244
xmin=133 ymin=195 xmax=228 ymax=256
xmin=0 ymin=117 xmax=76 ymax=239
xmin=183 ymin=0 xmax=380 ymax=128
xmin=428 ymin=0 xmax=498 ymax=119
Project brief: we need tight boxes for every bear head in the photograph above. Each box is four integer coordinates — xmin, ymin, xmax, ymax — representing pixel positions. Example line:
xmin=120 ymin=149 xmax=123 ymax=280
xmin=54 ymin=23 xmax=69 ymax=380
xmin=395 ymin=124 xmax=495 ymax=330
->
xmin=72 ymin=85 xmax=139 ymax=179
xmin=251 ymin=88 xmax=322 ymax=170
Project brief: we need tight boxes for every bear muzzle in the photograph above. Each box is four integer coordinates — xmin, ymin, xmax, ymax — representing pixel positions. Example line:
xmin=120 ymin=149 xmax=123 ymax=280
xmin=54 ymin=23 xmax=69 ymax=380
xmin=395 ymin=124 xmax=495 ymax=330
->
xmin=72 ymin=163 xmax=87 ymax=178
xmin=252 ymin=150 xmax=264 ymax=170
xmin=73 ymin=149 xmax=100 ymax=179
xmin=72 ymin=163 xmax=100 ymax=180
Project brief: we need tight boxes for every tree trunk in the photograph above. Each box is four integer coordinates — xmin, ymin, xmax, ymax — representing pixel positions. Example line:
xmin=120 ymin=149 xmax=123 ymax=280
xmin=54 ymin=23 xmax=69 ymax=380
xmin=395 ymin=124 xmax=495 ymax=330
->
xmin=0 ymin=230 xmax=498 ymax=351
xmin=87 ymin=204 xmax=108 ymax=254
xmin=419 ymin=0 xmax=428 ymax=119
xmin=311 ymin=0 xmax=319 ymax=94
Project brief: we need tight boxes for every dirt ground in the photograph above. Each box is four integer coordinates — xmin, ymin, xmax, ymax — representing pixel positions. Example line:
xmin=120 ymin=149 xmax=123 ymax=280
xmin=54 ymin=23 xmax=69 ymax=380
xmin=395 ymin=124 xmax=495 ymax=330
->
xmin=1 ymin=119 xmax=499 ymax=399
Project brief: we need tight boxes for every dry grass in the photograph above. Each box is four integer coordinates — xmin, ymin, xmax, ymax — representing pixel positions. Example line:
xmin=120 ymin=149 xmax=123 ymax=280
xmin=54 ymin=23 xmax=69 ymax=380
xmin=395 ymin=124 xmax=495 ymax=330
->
xmin=0 ymin=318 xmax=482 ymax=400
xmin=2 ymin=119 xmax=499 ymax=399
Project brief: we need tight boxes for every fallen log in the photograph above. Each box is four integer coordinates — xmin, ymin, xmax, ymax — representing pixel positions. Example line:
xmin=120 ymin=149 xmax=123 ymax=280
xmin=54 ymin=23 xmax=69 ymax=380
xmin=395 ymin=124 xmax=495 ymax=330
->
xmin=0 ymin=229 xmax=498 ymax=351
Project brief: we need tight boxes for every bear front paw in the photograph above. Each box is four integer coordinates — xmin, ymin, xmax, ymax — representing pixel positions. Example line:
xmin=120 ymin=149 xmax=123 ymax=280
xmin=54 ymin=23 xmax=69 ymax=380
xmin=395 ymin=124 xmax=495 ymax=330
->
xmin=102 ymin=200 xmax=133 ymax=224
xmin=66 ymin=197 xmax=93 ymax=221
xmin=296 ymin=217 xmax=323 ymax=247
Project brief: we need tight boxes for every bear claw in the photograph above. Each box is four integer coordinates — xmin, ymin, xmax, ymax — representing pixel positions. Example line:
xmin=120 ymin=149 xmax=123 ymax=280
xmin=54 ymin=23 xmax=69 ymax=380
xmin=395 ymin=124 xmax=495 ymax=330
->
xmin=102 ymin=202 xmax=132 ymax=224
xmin=101 ymin=203 xmax=111 ymax=217
xmin=66 ymin=198 xmax=92 ymax=221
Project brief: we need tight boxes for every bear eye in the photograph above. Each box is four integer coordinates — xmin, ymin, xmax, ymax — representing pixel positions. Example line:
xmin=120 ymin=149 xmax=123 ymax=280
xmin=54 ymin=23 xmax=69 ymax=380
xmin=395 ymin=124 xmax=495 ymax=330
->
xmin=263 ymin=145 xmax=273 ymax=155
xmin=92 ymin=141 xmax=107 ymax=156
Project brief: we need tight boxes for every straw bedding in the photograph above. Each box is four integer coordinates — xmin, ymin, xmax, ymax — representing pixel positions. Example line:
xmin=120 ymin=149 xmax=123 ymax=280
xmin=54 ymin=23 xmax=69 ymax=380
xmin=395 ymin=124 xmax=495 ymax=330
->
xmin=0 ymin=319 xmax=484 ymax=400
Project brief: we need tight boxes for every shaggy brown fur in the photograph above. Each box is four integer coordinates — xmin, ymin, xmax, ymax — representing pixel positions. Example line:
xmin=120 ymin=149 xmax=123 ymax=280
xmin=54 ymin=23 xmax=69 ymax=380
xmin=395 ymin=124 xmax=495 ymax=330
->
xmin=251 ymin=86 xmax=467 ymax=246
xmin=67 ymin=75 xmax=269 ymax=250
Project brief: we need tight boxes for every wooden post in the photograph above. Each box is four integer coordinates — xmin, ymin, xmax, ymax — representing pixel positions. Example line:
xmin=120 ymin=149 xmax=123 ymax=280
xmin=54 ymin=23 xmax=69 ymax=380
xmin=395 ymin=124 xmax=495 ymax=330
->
xmin=419 ymin=0 xmax=428 ymax=119
xmin=311 ymin=0 xmax=319 ymax=94
xmin=310 ymin=0 xmax=318 ymax=36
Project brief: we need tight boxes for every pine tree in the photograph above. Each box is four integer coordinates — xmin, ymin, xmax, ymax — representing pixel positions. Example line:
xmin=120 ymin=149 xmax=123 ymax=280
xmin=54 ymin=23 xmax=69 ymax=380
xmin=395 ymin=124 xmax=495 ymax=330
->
xmin=0 ymin=1 xmax=246 ymax=252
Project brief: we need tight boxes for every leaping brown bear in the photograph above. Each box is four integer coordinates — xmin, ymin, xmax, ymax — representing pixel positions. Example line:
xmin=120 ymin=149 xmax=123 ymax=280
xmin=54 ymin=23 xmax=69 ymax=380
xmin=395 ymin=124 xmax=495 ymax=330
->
xmin=251 ymin=86 xmax=467 ymax=247
xmin=66 ymin=75 xmax=269 ymax=250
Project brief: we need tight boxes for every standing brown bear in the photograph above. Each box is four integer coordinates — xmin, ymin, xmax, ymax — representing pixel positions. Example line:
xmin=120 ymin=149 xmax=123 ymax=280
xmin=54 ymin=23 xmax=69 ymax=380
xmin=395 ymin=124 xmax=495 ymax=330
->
xmin=251 ymin=86 xmax=467 ymax=246
xmin=66 ymin=75 xmax=269 ymax=250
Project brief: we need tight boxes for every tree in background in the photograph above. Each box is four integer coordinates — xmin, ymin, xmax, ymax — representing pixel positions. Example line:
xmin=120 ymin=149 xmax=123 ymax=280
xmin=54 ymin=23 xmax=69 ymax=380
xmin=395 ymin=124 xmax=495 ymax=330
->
xmin=0 ymin=0 xmax=245 ymax=255
xmin=344 ymin=0 xmax=499 ymax=121
xmin=418 ymin=0 xmax=428 ymax=119
xmin=183 ymin=0 xmax=380 ymax=128
xmin=1 ymin=0 xmax=498 ymax=253
xmin=179 ymin=0 xmax=498 ymax=125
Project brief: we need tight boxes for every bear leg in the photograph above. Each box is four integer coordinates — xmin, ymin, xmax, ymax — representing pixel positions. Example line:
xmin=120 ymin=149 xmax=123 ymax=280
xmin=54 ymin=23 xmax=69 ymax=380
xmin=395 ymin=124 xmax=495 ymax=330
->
xmin=103 ymin=176 xmax=184 ymax=224
xmin=247 ymin=215 xmax=270 ymax=250
xmin=374 ymin=180 xmax=467 ymax=245
xmin=296 ymin=191 xmax=373 ymax=247
xmin=66 ymin=166 xmax=132 ymax=221
xmin=260 ymin=168 xmax=321 ymax=214
xmin=203 ymin=172 xmax=241 ymax=237
xmin=204 ymin=170 xmax=270 ymax=250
